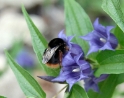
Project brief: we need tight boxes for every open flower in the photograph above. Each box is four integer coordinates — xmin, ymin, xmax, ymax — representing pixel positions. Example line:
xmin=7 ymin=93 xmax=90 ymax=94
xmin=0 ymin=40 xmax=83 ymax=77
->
xmin=84 ymin=72 xmax=108 ymax=92
xmin=81 ymin=18 xmax=118 ymax=55
xmin=39 ymin=52 xmax=92 ymax=91
xmin=39 ymin=30 xmax=92 ymax=91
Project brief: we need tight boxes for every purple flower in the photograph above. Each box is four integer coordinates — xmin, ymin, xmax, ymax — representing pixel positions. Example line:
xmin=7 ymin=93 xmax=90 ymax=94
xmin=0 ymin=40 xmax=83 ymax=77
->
xmin=58 ymin=30 xmax=74 ymax=48
xmin=58 ymin=30 xmax=83 ymax=56
xmin=84 ymin=72 xmax=108 ymax=92
xmin=15 ymin=49 xmax=35 ymax=68
xmin=38 ymin=30 xmax=92 ymax=91
xmin=53 ymin=52 xmax=91 ymax=90
xmin=81 ymin=18 xmax=118 ymax=55
xmin=39 ymin=52 xmax=92 ymax=91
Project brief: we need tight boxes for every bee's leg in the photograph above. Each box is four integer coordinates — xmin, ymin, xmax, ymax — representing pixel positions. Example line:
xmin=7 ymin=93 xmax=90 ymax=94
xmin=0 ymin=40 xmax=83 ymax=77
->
xmin=59 ymin=50 xmax=63 ymax=66
xmin=65 ymin=46 xmax=69 ymax=51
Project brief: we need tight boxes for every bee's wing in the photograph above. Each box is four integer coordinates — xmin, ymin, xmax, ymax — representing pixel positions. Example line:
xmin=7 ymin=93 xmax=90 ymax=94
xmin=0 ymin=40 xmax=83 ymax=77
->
xmin=42 ymin=46 xmax=59 ymax=64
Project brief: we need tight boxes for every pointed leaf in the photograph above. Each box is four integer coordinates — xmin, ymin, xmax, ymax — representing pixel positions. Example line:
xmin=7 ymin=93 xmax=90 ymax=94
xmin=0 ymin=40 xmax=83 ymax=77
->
xmin=88 ymin=74 xmax=118 ymax=98
xmin=67 ymin=84 xmax=89 ymax=98
xmin=5 ymin=51 xmax=46 ymax=98
xmin=22 ymin=6 xmax=60 ymax=76
xmin=95 ymin=50 xmax=124 ymax=77
xmin=102 ymin=0 xmax=124 ymax=32
xmin=64 ymin=0 xmax=93 ymax=53
xmin=114 ymin=26 xmax=124 ymax=48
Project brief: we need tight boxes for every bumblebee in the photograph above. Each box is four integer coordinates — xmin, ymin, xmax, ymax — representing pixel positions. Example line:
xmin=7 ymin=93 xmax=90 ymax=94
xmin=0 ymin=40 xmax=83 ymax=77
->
xmin=42 ymin=38 xmax=69 ymax=68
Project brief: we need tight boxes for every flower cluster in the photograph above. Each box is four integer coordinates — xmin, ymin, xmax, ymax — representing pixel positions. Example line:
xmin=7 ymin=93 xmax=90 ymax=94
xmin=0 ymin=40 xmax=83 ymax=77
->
xmin=38 ymin=18 xmax=118 ymax=92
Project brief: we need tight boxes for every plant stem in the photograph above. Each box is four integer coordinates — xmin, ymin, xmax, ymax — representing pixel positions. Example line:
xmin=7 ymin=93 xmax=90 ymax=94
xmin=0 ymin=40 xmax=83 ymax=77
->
xmin=85 ymin=58 xmax=100 ymax=68
xmin=52 ymin=85 xmax=67 ymax=98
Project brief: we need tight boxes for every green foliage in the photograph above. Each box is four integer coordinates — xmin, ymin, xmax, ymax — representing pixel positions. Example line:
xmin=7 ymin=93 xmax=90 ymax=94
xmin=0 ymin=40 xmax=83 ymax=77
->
xmin=95 ymin=50 xmax=124 ymax=77
xmin=67 ymin=84 xmax=89 ymax=98
xmin=5 ymin=0 xmax=124 ymax=98
xmin=5 ymin=51 xmax=46 ymax=98
xmin=102 ymin=0 xmax=124 ymax=32
xmin=88 ymin=75 xmax=118 ymax=98
xmin=22 ymin=6 xmax=60 ymax=76
xmin=114 ymin=26 xmax=124 ymax=48
xmin=88 ymin=74 xmax=124 ymax=98
xmin=0 ymin=96 xmax=6 ymax=98
xmin=64 ymin=0 xmax=93 ymax=54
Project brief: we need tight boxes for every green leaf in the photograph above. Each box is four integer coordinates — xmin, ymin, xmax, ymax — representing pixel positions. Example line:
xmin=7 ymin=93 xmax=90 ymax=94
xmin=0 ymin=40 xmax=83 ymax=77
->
xmin=112 ymin=73 xmax=124 ymax=98
xmin=102 ymin=0 xmax=124 ymax=32
xmin=0 ymin=96 xmax=6 ymax=98
xmin=5 ymin=51 xmax=46 ymax=98
xmin=64 ymin=0 xmax=93 ymax=54
xmin=116 ymin=73 xmax=124 ymax=84
xmin=22 ymin=6 xmax=60 ymax=76
xmin=114 ymin=26 xmax=124 ymax=48
xmin=95 ymin=50 xmax=124 ymax=77
xmin=67 ymin=84 xmax=89 ymax=98
xmin=88 ymin=74 xmax=118 ymax=98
